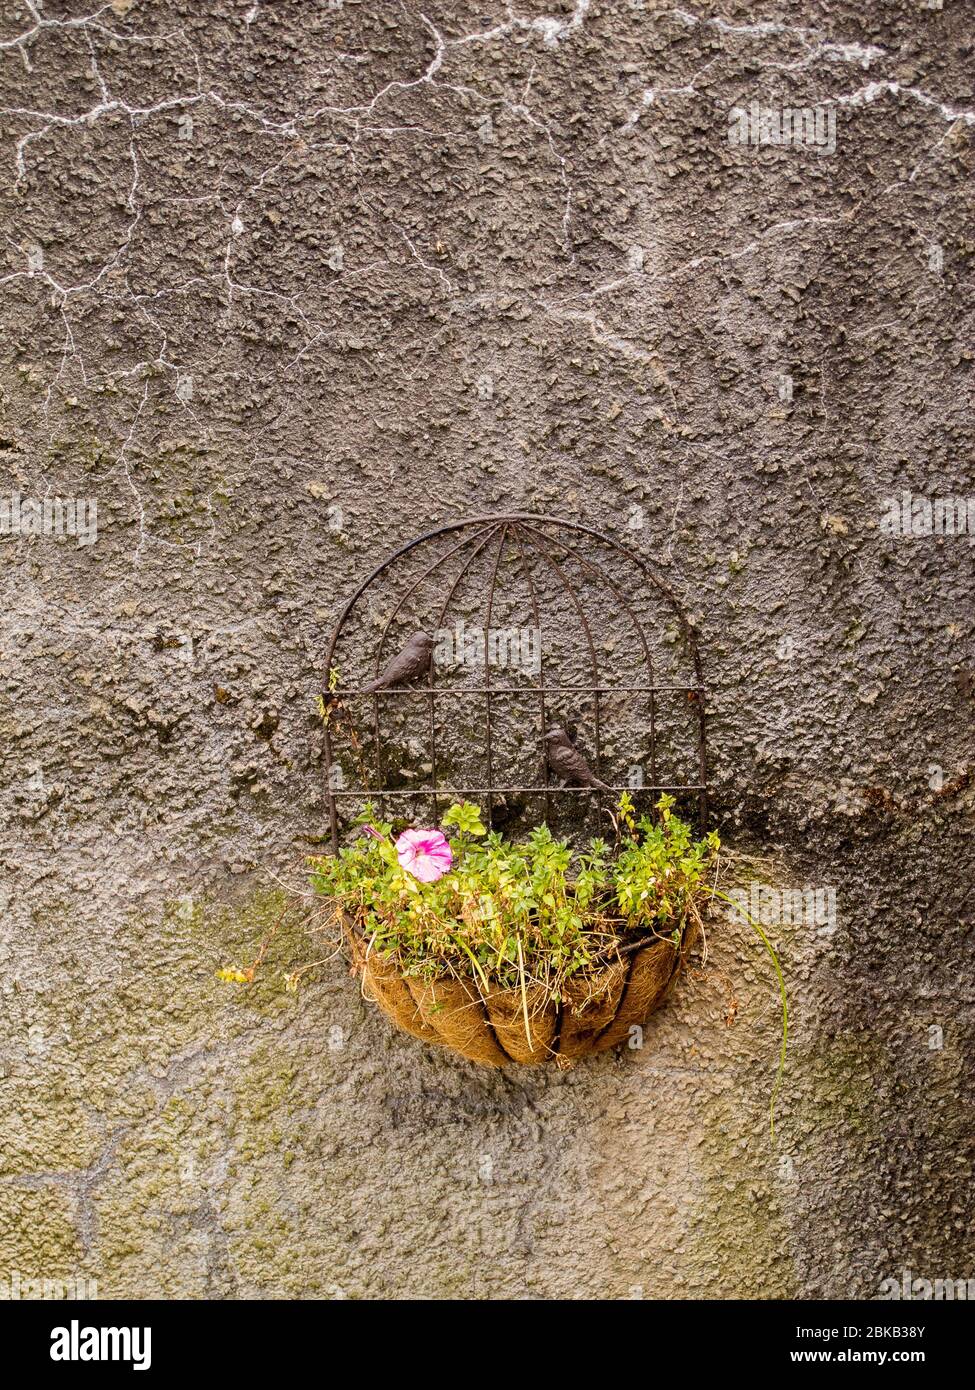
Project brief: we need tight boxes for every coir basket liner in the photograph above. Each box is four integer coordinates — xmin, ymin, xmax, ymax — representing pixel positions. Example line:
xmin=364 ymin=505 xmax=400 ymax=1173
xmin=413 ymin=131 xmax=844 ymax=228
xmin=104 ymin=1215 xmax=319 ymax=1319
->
xmin=345 ymin=915 xmax=699 ymax=1068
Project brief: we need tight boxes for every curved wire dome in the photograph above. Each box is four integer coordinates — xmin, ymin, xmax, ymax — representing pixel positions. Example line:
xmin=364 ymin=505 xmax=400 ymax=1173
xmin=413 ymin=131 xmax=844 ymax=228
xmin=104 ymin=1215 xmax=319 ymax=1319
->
xmin=322 ymin=514 xmax=708 ymax=850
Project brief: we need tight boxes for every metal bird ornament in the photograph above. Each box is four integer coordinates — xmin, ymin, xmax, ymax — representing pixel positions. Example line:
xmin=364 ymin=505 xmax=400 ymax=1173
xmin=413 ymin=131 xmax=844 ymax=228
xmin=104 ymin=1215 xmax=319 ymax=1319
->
xmin=542 ymin=725 xmax=610 ymax=791
xmin=361 ymin=631 xmax=435 ymax=694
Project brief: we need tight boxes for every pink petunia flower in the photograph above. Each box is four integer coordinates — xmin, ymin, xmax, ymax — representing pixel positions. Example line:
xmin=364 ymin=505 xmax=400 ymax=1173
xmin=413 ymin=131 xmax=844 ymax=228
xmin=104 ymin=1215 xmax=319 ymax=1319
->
xmin=395 ymin=828 xmax=453 ymax=883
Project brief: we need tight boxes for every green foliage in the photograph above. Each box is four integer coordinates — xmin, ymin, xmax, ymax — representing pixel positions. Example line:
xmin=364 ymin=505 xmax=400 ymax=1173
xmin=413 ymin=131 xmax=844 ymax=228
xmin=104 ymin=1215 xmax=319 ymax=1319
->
xmin=613 ymin=793 xmax=720 ymax=927
xmin=309 ymin=797 xmax=718 ymax=999
xmin=441 ymin=801 xmax=486 ymax=838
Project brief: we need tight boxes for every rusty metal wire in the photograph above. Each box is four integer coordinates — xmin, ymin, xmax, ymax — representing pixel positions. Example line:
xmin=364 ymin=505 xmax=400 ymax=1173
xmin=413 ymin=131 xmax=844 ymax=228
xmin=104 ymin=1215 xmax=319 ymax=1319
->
xmin=322 ymin=514 xmax=708 ymax=849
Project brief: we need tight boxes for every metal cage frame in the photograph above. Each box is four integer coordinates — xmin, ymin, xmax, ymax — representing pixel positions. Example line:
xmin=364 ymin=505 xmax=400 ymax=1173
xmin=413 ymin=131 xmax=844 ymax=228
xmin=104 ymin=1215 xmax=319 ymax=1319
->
xmin=321 ymin=513 xmax=708 ymax=850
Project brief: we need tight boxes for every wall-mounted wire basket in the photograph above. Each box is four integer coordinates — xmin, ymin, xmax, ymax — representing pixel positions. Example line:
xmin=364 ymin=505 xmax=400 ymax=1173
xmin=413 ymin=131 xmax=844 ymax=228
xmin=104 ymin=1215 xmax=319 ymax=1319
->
xmin=320 ymin=513 xmax=711 ymax=1067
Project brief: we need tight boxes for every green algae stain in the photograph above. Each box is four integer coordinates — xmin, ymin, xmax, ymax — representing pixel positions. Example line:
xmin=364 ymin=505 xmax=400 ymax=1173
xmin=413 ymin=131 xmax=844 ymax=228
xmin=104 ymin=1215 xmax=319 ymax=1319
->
xmin=0 ymin=1185 xmax=86 ymax=1274
xmin=691 ymin=1092 xmax=800 ymax=1299
xmin=200 ymin=888 xmax=326 ymax=1015
xmin=797 ymin=1032 xmax=885 ymax=1138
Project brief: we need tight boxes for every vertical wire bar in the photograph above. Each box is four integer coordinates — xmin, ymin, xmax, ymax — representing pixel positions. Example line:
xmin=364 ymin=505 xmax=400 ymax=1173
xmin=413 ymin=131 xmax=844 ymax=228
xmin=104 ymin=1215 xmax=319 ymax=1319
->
xmin=323 ymin=718 xmax=339 ymax=852
xmin=428 ymin=702 xmax=438 ymax=825
xmin=697 ymin=685 xmax=708 ymax=831
xmin=511 ymin=526 xmax=552 ymax=822
xmin=373 ymin=691 xmax=385 ymax=823
xmin=594 ymin=688 xmax=601 ymax=808
xmin=483 ymin=523 xmax=509 ymax=829
xmin=649 ymin=686 xmax=659 ymax=789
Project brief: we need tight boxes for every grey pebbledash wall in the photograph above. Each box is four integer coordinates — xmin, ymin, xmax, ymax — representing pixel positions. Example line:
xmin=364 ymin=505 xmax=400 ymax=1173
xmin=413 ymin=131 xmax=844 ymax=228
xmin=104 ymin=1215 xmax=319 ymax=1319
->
xmin=0 ymin=1 xmax=972 ymax=1301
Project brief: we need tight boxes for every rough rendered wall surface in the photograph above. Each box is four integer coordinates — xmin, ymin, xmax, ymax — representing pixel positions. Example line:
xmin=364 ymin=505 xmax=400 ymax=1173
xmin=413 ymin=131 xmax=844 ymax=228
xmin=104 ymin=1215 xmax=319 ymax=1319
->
xmin=1 ymin=1 xmax=972 ymax=1300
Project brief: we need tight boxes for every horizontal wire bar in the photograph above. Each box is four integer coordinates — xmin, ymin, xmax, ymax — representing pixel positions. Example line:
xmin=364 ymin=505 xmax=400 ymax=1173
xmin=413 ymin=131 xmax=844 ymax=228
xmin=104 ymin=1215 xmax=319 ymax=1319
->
xmin=331 ymin=684 xmax=703 ymax=696
xmin=328 ymin=784 xmax=706 ymax=796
